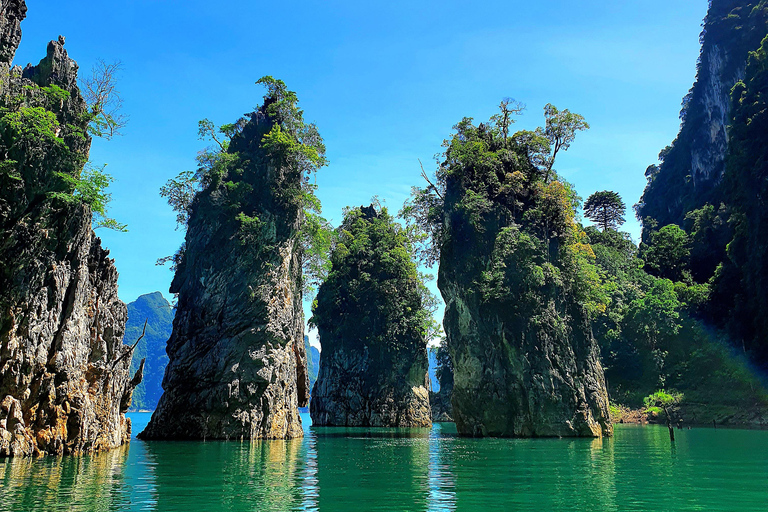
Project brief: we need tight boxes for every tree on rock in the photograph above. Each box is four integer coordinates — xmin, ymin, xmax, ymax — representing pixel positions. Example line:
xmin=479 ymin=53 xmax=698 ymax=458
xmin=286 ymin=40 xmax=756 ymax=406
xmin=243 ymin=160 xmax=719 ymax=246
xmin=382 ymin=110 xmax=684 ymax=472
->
xmin=140 ymin=77 xmax=327 ymax=441
xmin=310 ymin=204 xmax=433 ymax=427
xmin=402 ymin=102 xmax=612 ymax=438
xmin=584 ymin=191 xmax=626 ymax=231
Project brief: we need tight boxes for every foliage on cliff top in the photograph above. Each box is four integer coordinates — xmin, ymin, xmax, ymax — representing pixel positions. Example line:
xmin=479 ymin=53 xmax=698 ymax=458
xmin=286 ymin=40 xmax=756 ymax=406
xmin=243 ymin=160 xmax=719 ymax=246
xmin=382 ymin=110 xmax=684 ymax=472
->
xmin=159 ymin=77 xmax=331 ymax=295
xmin=0 ymin=66 xmax=126 ymax=231
xmin=402 ymin=101 xmax=603 ymax=318
xmin=310 ymin=204 xmax=438 ymax=357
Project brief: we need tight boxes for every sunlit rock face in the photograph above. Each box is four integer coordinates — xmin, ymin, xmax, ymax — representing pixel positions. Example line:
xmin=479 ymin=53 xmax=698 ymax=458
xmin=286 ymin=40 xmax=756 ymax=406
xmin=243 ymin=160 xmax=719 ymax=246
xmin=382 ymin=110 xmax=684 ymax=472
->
xmin=0 ymin=2 xmax=141 ymax=457
xmin=139 ymin=108 xmax=309 ymax=441
xmin=438 ymin=180 xmax=612 ymax=439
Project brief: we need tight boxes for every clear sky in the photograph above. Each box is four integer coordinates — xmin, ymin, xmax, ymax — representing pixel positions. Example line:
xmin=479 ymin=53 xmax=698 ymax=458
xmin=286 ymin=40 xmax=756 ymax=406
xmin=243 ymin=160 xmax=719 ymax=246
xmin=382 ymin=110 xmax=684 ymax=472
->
xmin=14 ymin=0 xmax=707 ymax=345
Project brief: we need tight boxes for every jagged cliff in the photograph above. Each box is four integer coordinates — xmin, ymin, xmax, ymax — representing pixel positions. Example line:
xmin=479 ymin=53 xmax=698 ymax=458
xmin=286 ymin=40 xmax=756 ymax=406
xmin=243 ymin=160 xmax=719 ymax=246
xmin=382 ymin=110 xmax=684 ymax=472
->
xmin=140 ymin=83 xmax=314 ymax=440
xmin=0 ymin=2 xmax=141 ymax=456
xmin=637 ymin=0 xmax=768 ymax=231
xmin=310 ymin=205 xmax=432 ymax=427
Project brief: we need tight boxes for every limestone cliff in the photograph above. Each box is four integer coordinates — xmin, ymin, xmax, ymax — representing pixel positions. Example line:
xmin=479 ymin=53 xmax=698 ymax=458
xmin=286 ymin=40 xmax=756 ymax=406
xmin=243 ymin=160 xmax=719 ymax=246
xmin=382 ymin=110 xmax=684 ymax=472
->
xmin=418 ymin=113 xmax=612 ymax=438
xmin=310 ymin=206 xmax=431 ymax=427
xmin=637 ymin=0 xmax=768 ymax=231
xmin=438 ymin=197 xmax=611 ymax=437
xmin=0 ymin=2 xmax=141 ymax=456
xmin=140 ymin=89 xmax=312 ymax=440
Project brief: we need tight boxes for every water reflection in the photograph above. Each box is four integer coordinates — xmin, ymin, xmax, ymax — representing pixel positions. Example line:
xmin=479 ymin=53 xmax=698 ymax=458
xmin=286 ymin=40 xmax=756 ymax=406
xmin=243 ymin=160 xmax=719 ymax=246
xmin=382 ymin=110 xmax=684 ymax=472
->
xmin=2 ymin=420 xmax=768 ymax=511
xmin=141 ymin=437 xmax=308 ymax=511
xmin=0 ymin=445 xmax=131 ymax=511
xmin=312 ymin=425 xmax=431 ymax=511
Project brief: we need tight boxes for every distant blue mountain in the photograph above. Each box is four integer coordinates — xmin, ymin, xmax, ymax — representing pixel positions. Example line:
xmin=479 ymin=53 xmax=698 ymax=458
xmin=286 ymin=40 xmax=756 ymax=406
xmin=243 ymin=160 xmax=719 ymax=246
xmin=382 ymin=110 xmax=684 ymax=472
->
xmin=125 ymin=292 xmax=174 ymax=412
xmin=305 ymin=335 xmax=320 ymax=391
xmin=428 ymin=347 xmax=439 ymax=392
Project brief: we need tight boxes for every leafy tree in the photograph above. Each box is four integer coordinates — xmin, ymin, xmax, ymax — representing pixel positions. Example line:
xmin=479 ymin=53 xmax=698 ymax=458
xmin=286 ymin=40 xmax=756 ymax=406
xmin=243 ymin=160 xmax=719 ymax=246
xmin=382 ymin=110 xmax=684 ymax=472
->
xmin=642 ymin=224 xmax=690 ymax=282
xmin=52 ymin=164 xmax=127 ymax=231
xmin=584 ymin=190 xmax=626 ymax=231
xmin=542 ymin=103 xmax=590 ymax=181
xmin=644 ymin=389 xmax=684 ymax=441
xmin=623 ymin=278 xmax=682 ymax=386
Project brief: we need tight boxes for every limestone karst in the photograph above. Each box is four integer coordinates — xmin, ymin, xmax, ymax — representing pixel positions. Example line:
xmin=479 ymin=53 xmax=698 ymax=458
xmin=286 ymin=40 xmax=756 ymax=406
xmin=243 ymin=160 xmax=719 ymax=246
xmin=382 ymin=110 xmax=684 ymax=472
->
xmin=139 ymin=81 xmax=317 ymax=440
xmin=310 ymin=205 xmax=432 ymax=427
xmin=0 ymin=1 xmax=141 ymax=456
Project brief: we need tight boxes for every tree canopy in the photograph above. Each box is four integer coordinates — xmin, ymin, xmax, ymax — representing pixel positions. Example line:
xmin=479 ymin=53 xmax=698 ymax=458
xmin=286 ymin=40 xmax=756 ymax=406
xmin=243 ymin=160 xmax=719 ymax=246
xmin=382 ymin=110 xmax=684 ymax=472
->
xmin=310 ymin=204 xmax=437 ymax=355
xmin=584 ymin=190 xmax=626 ymax=231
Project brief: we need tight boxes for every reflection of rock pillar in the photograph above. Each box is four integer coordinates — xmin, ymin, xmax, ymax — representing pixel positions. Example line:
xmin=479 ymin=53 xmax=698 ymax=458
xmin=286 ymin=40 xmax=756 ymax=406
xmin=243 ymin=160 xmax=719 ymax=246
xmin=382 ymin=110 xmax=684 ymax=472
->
xmin=0 ymin=446 xmax=129 ymax=508
xmin=427 ymin=423 xmax=456 ymax=510
xmin=143 ymin=438 xmax=308 ymax=510
xmin=315 ymin=428 xmax=430 ymax=509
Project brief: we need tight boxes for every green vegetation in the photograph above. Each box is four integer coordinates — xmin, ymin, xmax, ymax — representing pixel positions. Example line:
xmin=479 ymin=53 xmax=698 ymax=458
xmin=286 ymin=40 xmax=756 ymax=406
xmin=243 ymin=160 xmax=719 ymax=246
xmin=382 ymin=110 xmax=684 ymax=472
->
xmin=159 ymin=76 xmax=331 ymax=295
xmin=637 ymin=2 xmax=768 ymax=366
xmin=0 ymin=62 xmax=126 ymax=231
xmin=310 ymin=204 xmax=437 ymax=358
xmin=584 ymin=190 xmax=625 ymax=231
xmin=403 ymin=101 xmax=602 ymax=321
xmin=586 ymin=208 xmax=768 ymax=422
xmin=644 ymin=390 xmax=683 ymax=440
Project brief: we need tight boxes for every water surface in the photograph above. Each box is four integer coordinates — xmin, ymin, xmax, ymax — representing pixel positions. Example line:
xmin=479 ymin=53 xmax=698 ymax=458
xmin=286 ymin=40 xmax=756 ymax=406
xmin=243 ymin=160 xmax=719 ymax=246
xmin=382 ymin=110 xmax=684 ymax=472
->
xmin=1 ymin=413 xmax=766 ymax=511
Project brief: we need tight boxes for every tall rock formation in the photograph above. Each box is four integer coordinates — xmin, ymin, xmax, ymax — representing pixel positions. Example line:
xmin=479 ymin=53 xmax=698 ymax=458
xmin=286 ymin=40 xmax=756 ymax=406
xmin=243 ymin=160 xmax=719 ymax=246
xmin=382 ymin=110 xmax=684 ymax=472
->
xmin=125 ymin=292 xmax=173 ymax=412
xmin=140 ymin=82 xmax=315 ymax=440
xmin=310 ymin=206 xmax=432 ymax=427
xmin=637 ymin=0 xmax=768 ymax=231
xmin=407 ymin=110 xmax=612 ymax=437
xmin=0 ymin=2 xmax=141 ymax=456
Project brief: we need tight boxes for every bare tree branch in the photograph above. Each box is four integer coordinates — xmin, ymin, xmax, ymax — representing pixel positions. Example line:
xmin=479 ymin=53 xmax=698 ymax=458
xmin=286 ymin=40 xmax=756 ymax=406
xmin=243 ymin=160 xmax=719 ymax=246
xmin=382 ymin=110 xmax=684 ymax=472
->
xmin=81 ymin=59 xmax=128 ymax=140
xmin=419 ymin=159 xmax=444 ymax=200
xmin=111 ymin=319 xmax=147 ymax=369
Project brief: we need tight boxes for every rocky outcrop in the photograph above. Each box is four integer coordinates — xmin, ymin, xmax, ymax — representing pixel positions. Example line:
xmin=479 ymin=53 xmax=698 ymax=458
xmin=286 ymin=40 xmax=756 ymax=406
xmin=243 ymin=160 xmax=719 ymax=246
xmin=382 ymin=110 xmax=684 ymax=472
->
xmin=436 ymin=148 xmax=612 ymax=437
xmin=637 ymin=0 xmax=768 ymax=230
xmin=0 ymin=2 xmax=141 ymax=457
xmin=0 ymin=0 xmax=25 ymax=68
xmin=438 ymin=205 xmax=612 ymax=437
xmin=139 ymin=103 xmax=310 ymax=440
xmin=310 ymin=206 xmax=432 ymax=427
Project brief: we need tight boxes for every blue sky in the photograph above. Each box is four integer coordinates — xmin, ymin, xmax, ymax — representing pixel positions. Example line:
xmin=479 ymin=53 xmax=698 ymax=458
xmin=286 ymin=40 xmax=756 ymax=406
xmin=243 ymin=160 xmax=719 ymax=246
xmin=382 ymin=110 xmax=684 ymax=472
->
xmin=15 ymin=1 xmax=707 ymax=344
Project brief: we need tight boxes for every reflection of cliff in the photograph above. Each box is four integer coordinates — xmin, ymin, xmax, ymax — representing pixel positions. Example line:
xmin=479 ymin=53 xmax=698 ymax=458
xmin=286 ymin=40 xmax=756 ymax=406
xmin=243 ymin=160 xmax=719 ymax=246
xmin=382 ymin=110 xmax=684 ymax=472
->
xmin=314 ymin=427 xmax=430 ymax=511
xmin=142 ymin=439 xmax=308 ymax=511
xmin=0 ymin=446 xmax=130 ymax=509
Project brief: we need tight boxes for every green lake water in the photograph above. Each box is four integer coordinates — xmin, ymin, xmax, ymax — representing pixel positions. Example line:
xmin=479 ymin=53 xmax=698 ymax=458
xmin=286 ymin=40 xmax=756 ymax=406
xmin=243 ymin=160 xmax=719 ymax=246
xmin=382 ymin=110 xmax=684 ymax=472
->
xmin=1 ymin=413 xmax=767 ymax=511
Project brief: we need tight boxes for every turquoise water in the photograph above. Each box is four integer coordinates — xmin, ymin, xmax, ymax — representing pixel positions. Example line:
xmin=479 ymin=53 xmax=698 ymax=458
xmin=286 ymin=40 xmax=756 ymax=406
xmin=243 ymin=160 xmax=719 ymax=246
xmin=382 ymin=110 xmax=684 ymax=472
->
xmin=1 ymin=413 xmax=767 ymax=511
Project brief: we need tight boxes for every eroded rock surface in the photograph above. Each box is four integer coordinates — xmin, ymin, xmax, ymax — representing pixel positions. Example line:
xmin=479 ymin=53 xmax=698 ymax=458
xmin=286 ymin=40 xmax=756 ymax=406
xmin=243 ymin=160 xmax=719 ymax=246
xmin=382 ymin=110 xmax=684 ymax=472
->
xmin=139 ymin=104 xmax=309 ymax=441
xmin=0 ymin=2 xmax=141 ymax=457
xmin=310 ymin=206 xmax=432 ymax=427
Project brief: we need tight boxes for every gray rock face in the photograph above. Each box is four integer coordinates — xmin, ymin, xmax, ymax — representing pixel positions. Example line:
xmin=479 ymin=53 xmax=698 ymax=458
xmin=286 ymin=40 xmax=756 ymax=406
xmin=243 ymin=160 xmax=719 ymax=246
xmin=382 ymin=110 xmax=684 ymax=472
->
xmin=0 ymin=0 xmax=25 ymax=67
xmin=438 ymin=185 xmax=612 ymax=438
xmin=0 ymin=2 xmax=140 ymax=457
xmin=140 ymin=109 xmax=309 ymax=441
xmin=311 ymin=348 xmax=432 ymax=427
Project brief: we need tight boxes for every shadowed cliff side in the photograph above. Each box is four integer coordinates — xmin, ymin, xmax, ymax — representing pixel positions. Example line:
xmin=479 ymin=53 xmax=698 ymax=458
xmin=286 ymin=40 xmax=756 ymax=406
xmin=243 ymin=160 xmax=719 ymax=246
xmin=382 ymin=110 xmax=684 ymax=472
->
xmin=139 ymin=79 xmax=322 ymax=440
xmin=310 ymin=205 xmax=432 ymax=427
xmin=0 ymin=2 xmax=140 ymax=456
